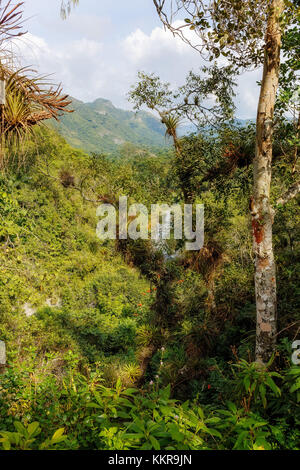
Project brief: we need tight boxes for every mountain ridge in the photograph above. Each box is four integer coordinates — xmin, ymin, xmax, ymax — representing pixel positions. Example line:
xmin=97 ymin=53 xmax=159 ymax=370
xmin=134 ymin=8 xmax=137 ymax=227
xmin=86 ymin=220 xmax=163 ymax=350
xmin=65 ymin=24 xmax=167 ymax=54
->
xmin=50 ymin=97 xmax=167 ymax=154
xmin=50 ymin=96 xmax=254 ymax=154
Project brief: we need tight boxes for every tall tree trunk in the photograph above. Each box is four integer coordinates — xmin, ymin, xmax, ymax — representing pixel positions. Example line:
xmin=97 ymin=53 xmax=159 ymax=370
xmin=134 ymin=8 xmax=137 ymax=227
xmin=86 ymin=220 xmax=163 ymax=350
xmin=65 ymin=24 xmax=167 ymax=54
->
xmin=252 ymin=0 xmax=284 ymax=364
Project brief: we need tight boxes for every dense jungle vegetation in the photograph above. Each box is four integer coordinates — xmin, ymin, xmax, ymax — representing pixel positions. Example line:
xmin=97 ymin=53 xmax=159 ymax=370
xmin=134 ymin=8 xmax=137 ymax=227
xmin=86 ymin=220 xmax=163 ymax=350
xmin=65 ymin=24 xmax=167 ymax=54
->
xmin=0 ymin=0 xmax=299 ymax=452
xmin=0 ymin=122 xmax=299 ymax=450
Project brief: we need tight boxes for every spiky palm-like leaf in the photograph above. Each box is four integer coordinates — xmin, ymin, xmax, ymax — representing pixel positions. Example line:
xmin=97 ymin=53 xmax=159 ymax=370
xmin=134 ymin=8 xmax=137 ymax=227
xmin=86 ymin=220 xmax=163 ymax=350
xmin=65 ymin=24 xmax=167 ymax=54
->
xmin=0 ymin=1 xmax=72 ymax=169
xmin=0 ymin=0 xmax=24 ymax=46
xmin=0 ymin=65 xmax=73 ymax=168
xmin=161 ymin=113 xmax=181 ymax=140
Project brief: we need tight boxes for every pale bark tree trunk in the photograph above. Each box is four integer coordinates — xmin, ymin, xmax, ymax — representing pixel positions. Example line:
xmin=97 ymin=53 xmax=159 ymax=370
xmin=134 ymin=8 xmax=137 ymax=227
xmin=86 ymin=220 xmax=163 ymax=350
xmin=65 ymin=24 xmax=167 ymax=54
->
xmin=252 ymin=0 xmax=284 ymax=364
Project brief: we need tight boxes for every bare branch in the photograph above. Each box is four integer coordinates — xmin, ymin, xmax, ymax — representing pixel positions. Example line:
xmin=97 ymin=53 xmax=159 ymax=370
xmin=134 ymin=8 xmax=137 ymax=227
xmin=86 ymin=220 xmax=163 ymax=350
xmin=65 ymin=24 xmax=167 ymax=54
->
xmin=276 ymin=180 xmax=300 ymax=207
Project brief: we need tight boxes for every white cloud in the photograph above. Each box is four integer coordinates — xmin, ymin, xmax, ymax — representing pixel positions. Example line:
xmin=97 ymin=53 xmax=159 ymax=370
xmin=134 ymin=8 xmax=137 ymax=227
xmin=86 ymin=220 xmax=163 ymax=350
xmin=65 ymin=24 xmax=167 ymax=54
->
xmin=9 ymin=24 xmax=262 ymax=119
xmin=236 ymin=68 xmax=261 ymax=119
xmin=12 ymin=33 xmax=106 ymax=102
xmin=122 ymin=25 xmax=262 ymax=119
xmin=123 ymin=25 xmax=191 ymax=64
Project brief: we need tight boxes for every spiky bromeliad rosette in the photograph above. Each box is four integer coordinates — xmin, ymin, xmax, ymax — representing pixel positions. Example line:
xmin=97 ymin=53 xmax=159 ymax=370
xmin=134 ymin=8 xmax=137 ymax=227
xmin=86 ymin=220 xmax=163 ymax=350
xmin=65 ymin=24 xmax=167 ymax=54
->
xmin=0 ymin=0 xmax=73 ymax=169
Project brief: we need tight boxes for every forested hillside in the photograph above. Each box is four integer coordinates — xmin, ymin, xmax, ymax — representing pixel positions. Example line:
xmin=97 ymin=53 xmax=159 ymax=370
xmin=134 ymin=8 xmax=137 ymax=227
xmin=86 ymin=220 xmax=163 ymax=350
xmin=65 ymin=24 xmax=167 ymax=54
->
xmin=50 ymin=97 xmax=167 ymax=154
xmin=0 ymin=124 xmax=299 ymax=450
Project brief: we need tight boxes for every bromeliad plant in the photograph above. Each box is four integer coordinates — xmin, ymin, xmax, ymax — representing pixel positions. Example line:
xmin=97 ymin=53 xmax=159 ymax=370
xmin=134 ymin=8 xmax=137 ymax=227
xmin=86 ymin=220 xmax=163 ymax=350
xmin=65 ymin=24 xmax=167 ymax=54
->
xmin=0 ymin=66 xmax=72 ymax=151
xmin=0 ymin=0 xmax=72 ymax=170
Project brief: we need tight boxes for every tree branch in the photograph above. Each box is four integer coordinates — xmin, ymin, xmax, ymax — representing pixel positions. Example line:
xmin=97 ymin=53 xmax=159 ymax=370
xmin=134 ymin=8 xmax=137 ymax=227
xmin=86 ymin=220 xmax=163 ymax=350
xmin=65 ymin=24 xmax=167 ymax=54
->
xmin=276 ymin=180 xmax=300 ymax=207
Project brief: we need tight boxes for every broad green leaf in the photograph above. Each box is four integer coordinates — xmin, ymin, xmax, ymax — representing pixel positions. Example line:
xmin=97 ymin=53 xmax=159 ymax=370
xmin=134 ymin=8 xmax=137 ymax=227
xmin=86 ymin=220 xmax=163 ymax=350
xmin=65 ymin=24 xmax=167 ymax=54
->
xmin=52 ymin=428 xmax=65 ymax=441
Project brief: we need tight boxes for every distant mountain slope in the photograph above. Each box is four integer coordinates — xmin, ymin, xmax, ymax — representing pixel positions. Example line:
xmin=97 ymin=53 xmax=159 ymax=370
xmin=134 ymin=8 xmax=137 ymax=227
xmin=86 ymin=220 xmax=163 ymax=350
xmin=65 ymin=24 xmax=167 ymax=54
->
xmin=50 ymin=97 xmax=167 ymax=153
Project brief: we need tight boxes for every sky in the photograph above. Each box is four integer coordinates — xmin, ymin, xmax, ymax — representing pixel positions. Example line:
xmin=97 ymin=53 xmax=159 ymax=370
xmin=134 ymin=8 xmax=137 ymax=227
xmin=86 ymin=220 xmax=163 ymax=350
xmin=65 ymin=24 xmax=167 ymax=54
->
xmin=11 ymin=0 xmax=262 ymax=119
